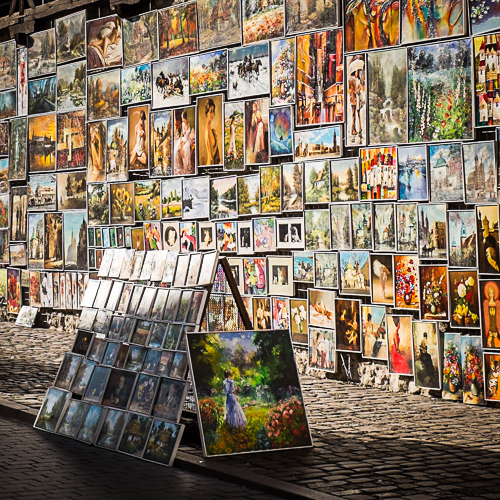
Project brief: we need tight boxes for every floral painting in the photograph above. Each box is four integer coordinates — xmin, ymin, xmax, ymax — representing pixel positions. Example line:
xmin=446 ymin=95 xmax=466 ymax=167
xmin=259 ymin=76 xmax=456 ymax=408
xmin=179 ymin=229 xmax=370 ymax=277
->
xmin=461 ymin=335 xmax=485 ymax=405
xmin=270 ymin=38 xmax=294 ymax=105
xmin=442 ymin=332 xmax=462 ymax=401
xmin=242 ymin=0 xmax=285 ymax=45
xmin=190 ymin=50 xmax=228 ymax=95
xmin=394 ymin=255 xmax=419 ymax=310
xmin=187 ymin=330 xmax=312 ymax=456
xmin=419 ymin=265 xmax=449 ymax=321
xmin=450 ymin=270 xmax=479 ymax=329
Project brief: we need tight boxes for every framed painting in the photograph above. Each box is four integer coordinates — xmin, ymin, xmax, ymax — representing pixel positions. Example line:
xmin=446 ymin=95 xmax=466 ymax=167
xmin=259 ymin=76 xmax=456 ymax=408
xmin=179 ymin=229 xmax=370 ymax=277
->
xmin=361 ymin=305 xmax=387 ymax=360
xmin=87 ymin=120 xmax=106 ymax=183
xmin=151 ymin=109 xmax=172 ymax=177
xmin=370 ymin=254 xmax=394 ymax=306
xmin=335 ymin=298 xmax=361 ymax=352
xmin=237 ymin=221 xmax=254 ymax=255
xmin=417 ymin=203 xmax=448 ymax=260
xmin=476 ymin=205 xmax=500 ymax=275
xmin=28 ymin=29 xmax=56 ymax=78
xmin=56 ymin=61 xmax=86 ymax=112
xmin=224 ymin=101 xmax=245 ymax=171
xmin=269 ymin=106 xmax=293 ymax=156
xmin=339 ymin=250 xmax=370 ymax=296
xmin=87 ymin=183 xmax=109 ymax=226
xmin=152 ymin=58 xmax=189 ymax=110
xmin=159 ymin=2 xmax=198 ymax=59
xmin=294 ymin=126 xmax=342 ymax=160
xmin=56 ymin=10 xmax=86 ymax=65
xmin=161 ymin=178 xmax=182 ymax=219
xmin=106 ymin=118 xmax=128 ymax=182
xmin=28 ymin=76 xmax=56 ymax=116
xmin=463 ymin=141 xmax=497 ymax=204
xmin=0 ymin=40 xmax=16 ymax=91
xmin=447 ymin=211 xmax=477 ymax=268
xmin=313 ymin=252 xmax=338 ymax=289
xmin=241 ymin=0 xmax=284 ymax=45
xmin=276 ymin=217 xmax=304 ymax=251
xmin=237 ymin=174 xmax=259 ymax=216
xmin=412 ymin=321 xmax=440 ymax=389
xmin=210 ymin=176 xmax=237 ymax=220
xmin=122 ymin=11 xmax=158 ymax=66
xmin=270 ymin=38 xmax=295 ymax=105
xmin=197 ymin=0 xmax=241 ymax=50
xmin=282 ymin=162 xmax=303 ymax=212
xmin=387 ymin=315 xmax=413 ymax=375
xmin=485 ymin=353 xmax=500 ymax=402
xmin=309 ymin=327 xmax=335 ymax=372
xmin=308 ymin=288 xmax=335 ymax=329
xmin=63 ymin=211 xmax=88 ymax=270
xmin=128 ymin=104 xmax=150 ymax=171
xmin=304 ymin=209 xmax=330 ymax=251
xmin=0 ymin=90 xmax=16 ymax=120
xmin=244 ymin=98 xmax=270 ymax=165
xmin=28 ymin=114 xmax=56 ymax=172
xmin=28 ymin=174 xmax=56 ymax=212
xmin=198 ymin=94 xmax=224 ymax=167
xmin=260 ymin=165 xmax=281 ymax=213
xmin=86 ymin=16 xmax=123 ymax=71
xmin=173 ymin=106 xmax=196 ymax=176
xmin=56 ymin=110 xmax=85 ymax=170
xmin=461 ymin=336 xmax=485 ymax=405
xmin=44 ymin=213 xmax=63 ymax=270
xmin=373 ymin=203 xmax=395 ymax=252
xmin=449 ymin=270 xmax=479 ymax=330
xmin=351 ymin=203 xmax=373 ymax=250
xmin=87 ymin=69 xmax=120 ymax=121
xmin=135 ymin=180 xmax=160 ymax=221
xmin=17 ymin=47 xmax=28 ymax=116
xmin=420 ymin=265 xmax=449 ymax=322
xmin=397 ymin=146 xmax=428 ymax=201
xmin=394 ymin=255 xmax=419 ymax=310
xmin=11 ymin=186 xmax=27 ymax=241
xmin=121 ymin=63 xmax=151 ymax=106
xmin=28 ymin=214 xmax=44 ymax=269
xmin=189 ymin=50 xmax=228 ymax=95
xmin=8 ymin=118 xmax=27 ymax=181
xmin=182 ymin=176 xmax=210 ymax=220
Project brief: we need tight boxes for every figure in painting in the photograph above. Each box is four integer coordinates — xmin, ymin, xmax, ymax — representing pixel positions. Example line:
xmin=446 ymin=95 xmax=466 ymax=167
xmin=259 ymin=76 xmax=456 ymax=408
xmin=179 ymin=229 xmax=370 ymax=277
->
xmin=223 ymin=369 xmax=247 ymax=429
xmin=204 ymin=98 xmax=220 ymax=166
xmin=227 ymin=115 xmax=237 ymax=161
xmin=481 ymin=215 xmax=499 ymax=273
xmin=318 ymin=331 xmax=331 ymax=369
xmin=390 ymin=316 xmax=410 ymax=373
xmin=488 ymin=358 xmax=500 ymax=398
xmin=249 ymin=101 xmax=266 ymax=163
xmin=348 ymin=67 xmax=363 ymax=137
xmin=88 ymin=20 xmax=122 ymax=68
xmin=483 ymin=282 xmax=500 ymax=348
xmin=415 ymin=331 xmax=438 ymax=387
xmin=175 ymin=111 xmax=194 ymax=174
xmin=130 ymin=110 xmax=147 ymax=168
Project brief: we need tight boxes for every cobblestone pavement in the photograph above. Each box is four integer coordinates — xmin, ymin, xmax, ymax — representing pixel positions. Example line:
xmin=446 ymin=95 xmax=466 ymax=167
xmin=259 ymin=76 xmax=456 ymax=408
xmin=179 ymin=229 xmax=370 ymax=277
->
xmin=0 ymin=416 xmax=282 ymax=500
xmin=2 ymin=324 xmax=500 ymax=498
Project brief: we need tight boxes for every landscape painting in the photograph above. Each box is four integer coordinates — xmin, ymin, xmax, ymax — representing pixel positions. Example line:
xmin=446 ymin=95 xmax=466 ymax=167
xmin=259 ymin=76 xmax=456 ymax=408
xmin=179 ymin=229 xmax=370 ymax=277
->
xmin=87 ymin=69 xmax=120 ymax=121
xmin=28 ymin=29 xmax=56 ymax=78
xmin=55 ymin=10 xmax=86 ymax=64
xmin=241 ymin=0 xmax=285 ymax=45
xmin=285 ymin=0 xmax=338 ymax=34
xmin=64 ymin=211 xmax=88 ymax=270
xmin=224 ymin=102 xmax=245 ymax=171
xmin=159 ymin=2 xmax=198 ymax=59
xmin=152 ymin=58 xmax=189 ymax=110
xmin=56 ymin=110 xmax=85 ymax=170
xmin=123 ymin=11 xmax=158 ymax=66
xmin=56 ymin=171 xmax=86 ymax=211
xmin=294 ymin=126 xmax=342 ymax=160
xmin=0 ymin=90 xmax=16 ymax=120
xmin=282 ymin=162 xmax=303 ymax=212
xmin=9 ymin=118 xmax=27 ymax=181
xmin=187 ymin=329 xmax=312 ymax=456
xmin=56 ymin=61 xmax=86 ymax=111
xmin=28 ymin=76 xmax=56 ymax=115
xmin=189 ymin=50 xmax=228 ymax=95
xmin=0 ymin=40 xmax=16 ymax=91
xmin=398 ymin=146 xmax=428 ymax=201
xmin=28 ymin=172 xmax=56 ymax=211
xmin=197 ymin=0 xmax=241 ymax=50
xmin=151 ymin=109 xmax=172 ymax=177
xmin=330 ymin=158 xmax=359 ymax=202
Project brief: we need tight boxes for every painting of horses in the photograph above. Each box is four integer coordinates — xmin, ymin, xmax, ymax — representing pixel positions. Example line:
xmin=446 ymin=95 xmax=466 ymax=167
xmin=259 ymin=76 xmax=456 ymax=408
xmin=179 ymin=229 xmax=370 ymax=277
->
xmin=228 ymin=43 xmax=269 ymax=100
xmin=187 ymin=329 xmax=312 ymax=456
xmin=152 ymin=58 xmax=189 ymax=109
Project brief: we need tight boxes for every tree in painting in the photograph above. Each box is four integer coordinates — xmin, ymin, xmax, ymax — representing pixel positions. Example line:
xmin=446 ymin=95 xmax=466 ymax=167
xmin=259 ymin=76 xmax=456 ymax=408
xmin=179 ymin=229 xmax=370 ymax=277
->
xmin=188 ymin=330 xmax=311 ymax=456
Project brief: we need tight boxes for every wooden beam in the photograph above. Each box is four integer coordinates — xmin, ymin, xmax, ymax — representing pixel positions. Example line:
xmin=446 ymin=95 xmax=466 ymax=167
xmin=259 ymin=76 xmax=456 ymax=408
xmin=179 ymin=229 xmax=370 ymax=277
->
xmin=9 ymin=20 xmax=34 ymax=37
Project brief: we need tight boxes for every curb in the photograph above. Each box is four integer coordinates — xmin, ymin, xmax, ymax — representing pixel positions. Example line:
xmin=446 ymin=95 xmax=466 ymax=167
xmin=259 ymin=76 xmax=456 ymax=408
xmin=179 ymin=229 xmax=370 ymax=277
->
xmin=0 ymin=399 xmax=340 ymax=500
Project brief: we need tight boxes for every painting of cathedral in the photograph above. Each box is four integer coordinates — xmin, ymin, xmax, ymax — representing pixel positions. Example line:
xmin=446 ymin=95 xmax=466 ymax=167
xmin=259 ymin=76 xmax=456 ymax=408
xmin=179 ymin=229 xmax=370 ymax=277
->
xmin=418 ymin=204 xmax=447 ymax=260
xmin=447 ymin=210 xmax=477 ymax=268
xmin=63 ymin=211 xmax=88 ymax=271
xmin=463 ymin=141 xmax=497 ymax=204
xmin=429 ymin=143 xmax=464 ymax=202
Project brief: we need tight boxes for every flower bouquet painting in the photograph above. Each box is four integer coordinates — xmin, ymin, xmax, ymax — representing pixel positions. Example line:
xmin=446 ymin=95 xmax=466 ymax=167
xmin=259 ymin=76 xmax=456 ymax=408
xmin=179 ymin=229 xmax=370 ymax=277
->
xmin=461 ymin=336 xmax=485 ymax=405
xmin=420 ymin=265 xmax=448 ymax=321
xmin=442 ymin=333 xmax=462 ymax=401
xmin=449 ymin=271 xmax=479 ymax=329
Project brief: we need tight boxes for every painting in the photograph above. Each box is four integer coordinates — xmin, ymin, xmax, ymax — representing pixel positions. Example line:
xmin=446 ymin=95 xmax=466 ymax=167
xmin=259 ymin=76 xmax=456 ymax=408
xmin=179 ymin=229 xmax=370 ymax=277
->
xmin=28 ymin=174 xmax=56 ymax=212
xmin=87 ymin=183 xmax=109 ymax=226
xmin=28 ymin=76 xmax=56 ymax=115
xmin=10 ymin=244 xmax=26 ymax=267
xmin=152 ymin=58 xmax=189 ymax=110
xmin=87 ymin=69 xmax=120 ymax=121
xmin=269 ymin=107 xmax=293 ymax=157
xmin=241 ymin=0 xmax=284 ymax=45
xmin=121 ymin=64 xmax=151 ymax=106
xmin=86 ymin=120 xmax=106 ymax=183
xmin=408 ymin=39 xmax=472 ymax=143
xmin=417 ymin=204 xmax=447 ymax=260
xmin=270 ymin=38 xmax=294 ymax=105
xmin=373 ymin=203 xmax=395 ymax=252
xmin=370 ymin=254 xmax=394 ymax=305
xmin=359 ymin=147 xmax=397 ymax=200
xmin=135 ymin=180 xmax=160 ymax=221
xmin=210 ymin=176 xmax=237 ymax=219
xmin=367 ymin=48 xmax=406 ymax=145
xmin=11 ymin=186 xmax=27 ymax=241
xmin=296 ymin=30 xmax=343 ymax=126
xmin=118 ymin=413 xmax=153 ymax=457
xmin=161 ymin=179 xmax=182 ymax=219
xmin=395 ymin=203 xmax=416 ymax=252
xmin=44 ymin=213 xmax=63 ymax=270
xmin=173 ymin=106 xmax=196 ymax=176
xmin=151 ymin=109 xmax=172 ymax=177
xmin=28 ymin=114 xmax=56 ymax=172
xmin=7 ymin=268 xmax=21 ymax=314
xmin=224 ymin=102 xmax=245 ymax=171
xmin=128 ymin=104 xmax=150 ymax=171
xmin=345 ymin=54 xmax=367 ymax=147
xmin=442 ymin=332 xmax=462 ymax=401
xmin=476 ymin=205 xmax=500 ymax=275
xmin=304 ymin=209 xmax=330 ymax=251
xmin=397 ymin=146 xmax=428 ymax=202
xmin=17 ymin=47 xmax=28 ymax=116
xmin=34 ymin=388 xmax=70 ymax=433
xmin=237 ymin=174 xmax=259 ymax=216
xmin=253 ymin=217 xmax=276 ymax=252
xmin=56 ymin=61 xmax=85 ymax=112
xmin=86 ymin=16 xmax=123 ymax=71
xmin=309 ymin=327 xmax=335 ymax=372
xmin=449 ymin=270 xmax=479 ymax=331
xmin=330 ymin=204 xmax=351 ymax=250
xmin=402 ymin=0 xmax=464 ymax=43
xmin=412 ymin=321 xmax=440 ymax=389
xmin=339 ymin=250 xmax=370 ymax=296
xmin=361 ymin=305 xmax=387 ymax=360
xmin=480 ymin=280 xmax=500 ymax=349
xmin=335 ymin=298 xmax=361 ymax=352
xmin=0 ymin=90 xmax=15 ymax=120
xmin=197 ymin=0 xmax=241 ymax=50
xmin=290 ymin=298 xmax=308 ymax=344
xmin=28 ymin=214 xmax=44 ymax=269
xmin=198 ymin=94 xmax=223 ymax=167
xmin=259 ymin=165 xmax=280 ymax=214
xmin=180 ymin=221 xmax=197 ymax=252
xmin=394 ymin=255 xmax=419 ymax=310
xmin=294 ymin=126 xmax=342 ymax=160
xmin=277 ymin=217 xmax=304 ymax=250
xmin=461 ymin=336 xmax=485 ymax=405
xmin=187 ymin=329 xmax=311 ymax=456
xmin=56 ymin=10 xmax=86 ymax=64
xmin=143 ymin=420 xmax=184 ymax=466
xmin=28 ymin=29 xmax=56 ymax=78
xmin=485 ymin=353 xmax=500 ymax=402
xmin=420 ymin=265 xmax=449 ymax=321
xmin=286 ymin=0 xmax=337 ymax=34
xmin=244 ymin=98 xmax=269 ymax=165
xmin=329 ymin=158 xmax=358 ymax=201
xmin=0 ymin=40 xmax=16 ymax=91
xmin=0 ymin=123 xmax=7 ymax=158
xmin=122 ymin=11 xmax=158 ymax=66
xmin=228 ymin=44 xmax=269 ymax=101
xmin=56 ymin=110 xmax=85 ymax=170
xmin=63 ymin=211 xmax=88 ymax=270
xmin=282 ymin=162 xmax=302 ymax=212
xmin=447 ymin=211 xmax=477 ymax=268
xmin=182 ymin=176 xmax=210 ymax=219
xmin=308 ymin=288 xmax=335 ymax=329
xmin=105 ymin=118 xmax=127 ymax=182
xmin=387 ymin=315 xmax=413 ymax=375
xmin=463 ymin=141 xmax=497 ymax=204
xmin=159 ymin=2 xmax=198 ymax=59
xmin=351 ymin=203 xmax=372 ymax=250
xmin=0 ymin=159 xmax=7 ymax=193
xmin=189 ymin=50 xmax=228 ymax=96
xmin=429 ymin=142 xmax=465 ymax=202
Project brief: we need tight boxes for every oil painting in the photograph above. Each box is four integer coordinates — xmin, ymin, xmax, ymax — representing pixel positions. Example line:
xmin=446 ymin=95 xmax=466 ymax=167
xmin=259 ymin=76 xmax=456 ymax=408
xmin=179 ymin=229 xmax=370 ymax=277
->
xmin=86 ymin=16 xmax=123 ymax=71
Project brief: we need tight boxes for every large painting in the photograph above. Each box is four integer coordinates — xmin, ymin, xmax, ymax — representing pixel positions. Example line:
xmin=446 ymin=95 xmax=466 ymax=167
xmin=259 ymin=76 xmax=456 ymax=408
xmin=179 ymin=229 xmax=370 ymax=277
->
xmin=187 ymin=329 xmax=312 ymax=456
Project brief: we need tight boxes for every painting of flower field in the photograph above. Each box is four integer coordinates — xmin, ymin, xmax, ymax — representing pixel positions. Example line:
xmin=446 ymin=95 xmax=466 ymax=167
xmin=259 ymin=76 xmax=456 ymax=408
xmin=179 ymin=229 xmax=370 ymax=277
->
xmin=187 ymin=329 xmax=312 ymax=456
xmin=408 ymin=39 xmax=472 ymax=143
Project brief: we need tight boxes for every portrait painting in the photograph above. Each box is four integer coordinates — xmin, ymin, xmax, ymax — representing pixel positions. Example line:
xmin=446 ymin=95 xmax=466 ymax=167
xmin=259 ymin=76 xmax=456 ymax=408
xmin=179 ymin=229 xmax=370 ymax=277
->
xmin=412 ymin=321 xmax=440 ymax=389
xmin=173 ymin=106 xmax=196 ymax=176
xmin=224 ymin=101 xmax=245 ymax=171
xmin=335 ymin=298 xmax=361 ymax=352
xmin=309 ymin=327 xmax=335 ymax=372
xmin=198 ymin=94 xmax=223 ymax=167
xmin=476 ymin=205 xmax=500 ymax=275
xmin=361 ymin=305 xmax=387 ymax=360
xmin=387 ymin=315 xmax=413 ymax=375
xmin=244 ymin=98 xmax=270 ymax=165
xmin=128 ymin=104 xmax=150 ymax=171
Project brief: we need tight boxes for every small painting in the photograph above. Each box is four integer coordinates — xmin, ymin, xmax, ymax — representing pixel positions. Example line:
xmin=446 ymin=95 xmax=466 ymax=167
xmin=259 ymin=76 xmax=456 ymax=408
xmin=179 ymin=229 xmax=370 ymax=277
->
xmin=198 ymin=94 xmax=223 ymax=167
xmin=34 ymin=388 xmax=70 ymax=433
xmin=56 ymin=10 xmax=86 ymax=64
xmin=351 ymin=203 xmax=372 ymax=250
xmin=270 ymin=38 xmax=295 ymax=105
xmin=128 ymin=104 xmax=150 ymax=171
xmin=463 ymin=141 xmax=497 ymax=204
xmin=0 ymin=40 xmax=16 ymax=91
xmin=330 ymin=158 xmax=359 ymax=202
xmin=87 ymin=183 xmax=109 ymax=226
xmin=28 ymin=174 xmax=56 ymax=211
xmin=152 ymin=58 xmax=189 ymax=110
xmin=447 ymin=211 xmax=477 ymax=268
xmin=420 ymin=265 xmax=449 ymax=322
xmin=121 ymin=63 xmax=151 ymax=106
xmin=87 ymin=69 xmax=120 ymax=121
xmin=106 ymin=118 xmax=128 ymax=182
xmin=224 ymin=101 xmax=245 ymax=171
xmin=476 ymin=205 xmax=500 ymax=275
xmin=237 ymin=174 xmax=260 ymax=216
xmin=480 ymin=280 xmax=500 ymax=349
xmin=28 ymin=29 xmax=56 ymax=78
xmin=210 ymin=176 xmax=237 ymax=219
xmin=135 ymin=180 xmax=160 ymax=221
xmin=8 ymin=118 xmax=27 ymax=181
xmin=260 ymin=165 xmax=281 ymax=214
xmin=339 ymin=250 xmax=370 ymax=296
xmin=309 ymin=327 xmax=335 ymax=372
xmin=11 ymin=186 xmax=27 ymax=241
xmin=151 ymin=109 xmax=172 ymax=177
xmin=290 ymin=298 xmax=308 ymax=344
xmin=394 ymin=255 xmax=419 ymax=310
xmin=63 ymin=211 xmax=88 ymax=270
xmin=17 ymin=47 xmax=28 ymax=115
xmin=314 ymin=252 xmax=338 ymax=289
xmin=449 ymin=270 xmax=479 ymax=330
xmin=122 ymin=11 xmax=158 ymax=66
xmin=56 ymin=110 xmax=85 ymax=170
xmin=28 ymin=114 xmax=56 ymax=172
xmin=244 ymin=98 xmax=270 ymax=165
xmin=412 ymin=321 xmax=440 ymax=389
xmin=398 ymin=146 xmax=428 ymax=201
xmin=442 ymin=332 xmax=462 ymax=401
xmin=387 ymin=315 xmax=413 ymax=375
xmin=7 ymin=268 xmax=21 ymax=314
xmin=28 ymin=76 xmax=56 ymax=115
xmin=335 ymin=298 xmax=361 ymax=352
xmin=281 ymin=162 xmax=302 ymax=212
xmin=373 ymin=203 xmax=395 ymax=252
xmin=361 ymin=305 xmax=387 ymax=360
xmin=253 ymin=217 xmax=276 ymax=252
xmin=182 ymin=176 xmax=210 ymax=219
xmin=485 ymin=353 xmax=500 ymax=402
xmin=56 ymin=60 xmax=86 ymax=111
xmin=87 ymin=120 xmax=106 ymax=183
xmin=0 ymin=90 xmax=16 ymax=120
xmin=269 ymin=106 xmax=293 ymax=157
xmin=304 ymin=209 xmax=330 ymax=251
xmin=189 ymin=50 xmax=228 ymax=95
xmin=241 ymin=0 xmax=284 ymax=45
xmin=28 ymin=214 xmax=44 ymax=269
xmin=44 ymin=213 xmax=63 ymax=270
xmin=461 ymin=336 xmax=485 ymax=405
xmin=346 ymin=54 xmax=366 ymax=146
xmin=294 ymin=126 xmax=342 ymax=160
xmin=86 ymin=16 xmax=123 ymax=71
xmin=197 ymin=0 xmax=241 ymax=51
xmin=370 ymin=254 xmax=394 ymax=306
xmin=173 ymin=107 xmax=196 ymax=176
xmin=159 ymin=2 xmax=198 ymax=59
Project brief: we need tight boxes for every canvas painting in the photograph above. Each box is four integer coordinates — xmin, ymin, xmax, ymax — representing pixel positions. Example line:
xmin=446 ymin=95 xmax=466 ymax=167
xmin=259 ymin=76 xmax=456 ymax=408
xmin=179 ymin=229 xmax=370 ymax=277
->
xmin=420 ymin=265 xmax=449 ymax=321
xmin=173 ymin=107 xmax=196 ymax=176
xmin=63 ymin=211 xmax=88 ymax=270
xmin=56 ymin=10 xmax=86 ymax=64
xmin=270 ymin=38 xmax=294 ymax=105
xmin=34 ymin=387 xmax=70 ymax=433
xmin=309 ymin=327 xmax=335 ymax=372
xmin=304 ymin=160 xmax=330 ymax=204
xmin=335 ymin=299 xmax=361 ymax=352
xmin=28 ymin=76 xmax=56 ymax=115
xmin=197 ymin=0 xmax=241 ymax=51
xmin=339 ymin=250 xmax=370 ymax=296
xmin=294 ymin=126 xmax=342 ymax=160
xmin=87 ymin=120 xmax=106 ymax=183
xmin=86 ymin=16 xmax=123 ymax=71
xmin=189 ymin=50 xmax=228 ymax=95
xmin=485 ymin=353 xmax=500 ymax=401
xmin=241 ymin=0 xmax=284 ymax=45
xmin=237 ymin=174 xmax=259 ymax=216
xmin=87 ymin=69 xmax=120 ymax=121
xmin=394 ymin=255 xmax=419 ymax=310
xmin=210 ymin=176 xmax=237 ymax=219
xmin=370 ymin=254 xmax=394 ymax=305
xmin=7 ymin=268 xmax=21 ymax=314
xmin=0 ymin=40 xmax=16 ymax=91
xmin=105 ymin=118 xmax=127 ymax=182
xmin=361 ymin=305 xmax=387 ymax=360
xmin=417 ymin=204 xmax=447 ymax=260
xmin=290 ymin=298 xmax=307 ymax=344
xmin=0 ymin=159 xmax=7 ymax=193
xmin=330 ymin=158 xmax=358 ymax=202
xmin=182 ymin=176 xmax=210 ymax=220
xmin=476 ymin=205 xmax=500 ymax=275
xmin=329 ymin=204 xmax=351 ymax=251
xmin=412 ymin=321 xmax=440 ymax=389
xmin=282 ymin=163 xmax=303 ymax=212
xmin=28 ymin=29 xmax=56 ymax=78
xmin=351 ymin=203 xmax=372 ymax=250
xmin=480 ymin=280 xmax=500 ymax=349
xmin=44 ymin=213 xmax=63 ymax=270
xmin=11 ymin=186 xmax=27 ymax=241
xmin=228 ymin=44 xmax=270 ymax=101
xmin=152 ymin=58 xmax=189 ymax=110
xmin=373 ymin=203 xmax=395 ymax=252
xmin=447 ymin=211 xmax=477 ymax=268
xmin=17 ymin=47 xmax=28 ymax=116
xmin=396 ymin=203 xmax=417 ymax=252
xmin=408 ymin=40 xmax=472 ymax=143
xmin=296 ymin=30 xmax=343 ymax=126
xmin=198 ymin=94 xmax=223 ymax=167
xmin=461 ymin=336 xmax=485 ymax=405
xmin=245 ymin=98 xmax=269 ymax=165
xmin=442 ymin=332 xmax=462 ymax=401
xmin=143 ymin=420 xmax=184 ymax=467
xmin=0 ymin=90 xmax=16 ymax=120
xmin=224 ymin=102 xmax=245 ymax=171
xmin=285 ymin=0 xmax=337 ymax=34
xmin=259 ymin=166 xmax=280 ymax=214
xmin=187 ymin=329 xmax=311 ymax=456
xmin=0 ymin=123 xmax=8 ymax=157
xmin=308 ymin=288 xmax=335 ymax=329
xmin=56 ymin=61 xmax=86 ymax=111
xmin=161 ymin=178 xmax=182 ymax=219
xmin=28 ymin=214 xmax=44 ymax=269
xmin=28 ymin=114 xmax=56 ymax=172
xmin=345 ymin=0 xmax=399 ymax=51
xmin=387 ymin=315 xmax=413 ymax=375
xmin=345 ymin=54 xmax=366 ymax=147
xmin=463 ymin=142 xmax=497 ymax=204
xmin=135 ymin=180 xmax=160 ymax=221
xmin=151 ymin=109 xmax=172 ymax=177
xmin=449 ymin=270 xmax=479 ymax=330
xmin=159 ymin=2 xmax=198 ymax=59
xmin=128 ymin=104 xmax=150 ymax=171
xmin=428 ymin=143 xmax=463 ymax=202
xmin=122 ymin=11 xmax=158 ymax=66
xmin=304 ymin=209 xmax=330 ymax=251
xmin=359 ymin=147 xmax=397 ymax=200
xmin=269 ymin=107 xmax=293 ymax=157
xmin=10 ymin=244 xmax=26 ymax=267
xmin=398 ymin=146 xmax=428 ymax=201
xmin=87 ymin=183 xmax=109 ymax=226
xmin=121 ymin=64 xmax=151 ymax=107
xmin=56 ymin=110 xmax=85 ymax=170
xmin=28 ymin=174 xmax=56 ymax=211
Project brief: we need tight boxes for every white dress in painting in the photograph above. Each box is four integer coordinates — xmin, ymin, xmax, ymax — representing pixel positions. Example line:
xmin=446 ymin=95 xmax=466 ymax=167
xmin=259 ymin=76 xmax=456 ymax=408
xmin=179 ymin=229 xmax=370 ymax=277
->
xmin=223 ymin=378 xmax=247 ymax=428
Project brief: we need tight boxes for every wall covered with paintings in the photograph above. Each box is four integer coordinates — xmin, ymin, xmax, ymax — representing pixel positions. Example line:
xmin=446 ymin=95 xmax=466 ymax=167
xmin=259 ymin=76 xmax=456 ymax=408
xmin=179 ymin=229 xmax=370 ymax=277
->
xmin=1 ymin=0 xmax=500 ymax=413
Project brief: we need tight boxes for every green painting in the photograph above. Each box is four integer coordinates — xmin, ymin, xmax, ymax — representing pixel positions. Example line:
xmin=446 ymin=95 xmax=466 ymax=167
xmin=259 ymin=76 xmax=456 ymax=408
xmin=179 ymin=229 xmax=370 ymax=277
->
xmin=188 ymin=330 xmax=312 ymax=456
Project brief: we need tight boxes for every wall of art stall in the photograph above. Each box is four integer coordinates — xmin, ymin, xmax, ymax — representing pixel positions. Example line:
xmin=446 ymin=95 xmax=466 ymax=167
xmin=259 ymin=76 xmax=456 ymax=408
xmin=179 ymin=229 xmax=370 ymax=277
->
xmin=1 ymin=0 xmax=500 ymax=405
